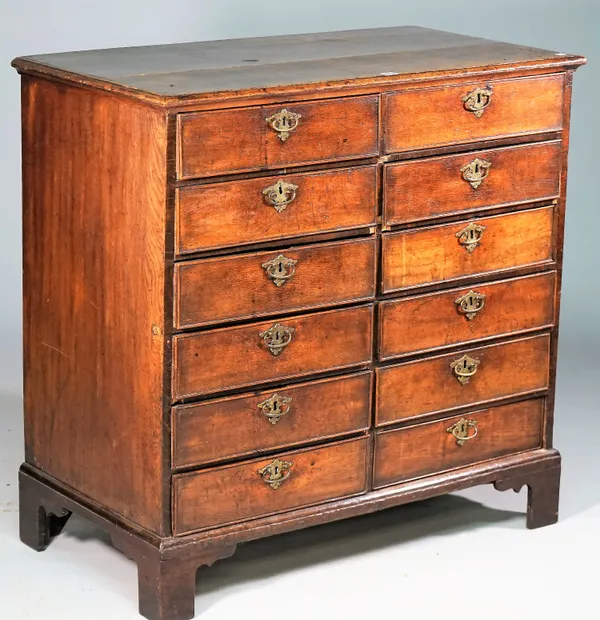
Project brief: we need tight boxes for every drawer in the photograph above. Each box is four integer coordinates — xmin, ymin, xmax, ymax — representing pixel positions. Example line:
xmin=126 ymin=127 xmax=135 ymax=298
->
xmin=379 ymin=272 xmax=555 ymax=360
xmin=173 ymin=305 xmax=374 ymax=399
xmin=376 ymin=334 xmax=550 ymax=426
xmin=384 ymin=141 xmax=561 ymax=226
xmin=172 ymin=372 xmax=372 ymax=468
xmin=176 ymin=165 xmax=377 ymax=254
xmin=175 ymin=238 xmax=376 ymax=329
xmin=373 ymin=399 xmax=544 ymax=488
xmin=381 ymin=206 xmax=554 ymax=293
xmin=177 ymin=96 xmax=379 ymax=179
xmin=384 ymin=74 xmax=564 ymax=153
xmin=173 ymin=436 xmax=369 ymax=534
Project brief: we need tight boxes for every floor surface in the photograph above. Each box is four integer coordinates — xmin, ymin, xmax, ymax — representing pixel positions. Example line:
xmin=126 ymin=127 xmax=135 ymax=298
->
xmin=1 ymin=334 xmax=598 ymax=620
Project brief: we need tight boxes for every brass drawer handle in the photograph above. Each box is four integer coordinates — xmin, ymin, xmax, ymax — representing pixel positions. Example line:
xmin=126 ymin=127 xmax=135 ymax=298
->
xmin=262 ymin=180 xmax=298 ymax=213
xmin=257 ymin=393 xmax=293 ymax=425
xmin=455 ymin=290 xmax=486 ymax=321
xmin=450 ymin=354 xmax=481 ymax=385
xmin=262 ymin=254 xmax=297 ymax=287
xmin=461 ymin=158 xmax=492 ymax=189
xmin=266 ymin=108 xmax=302 ymax=142
xmin=447 ymin=417 xmax=478 ymax=446
xmin=258 ymin=458 xmax=293 ymax=489
xmin=259 ymin=323 xmax=294 ymax=356
xmin=456 ymin=222 xmax=486 ymax=253
xmin=462 ymin=86 xmax=493 ymax=118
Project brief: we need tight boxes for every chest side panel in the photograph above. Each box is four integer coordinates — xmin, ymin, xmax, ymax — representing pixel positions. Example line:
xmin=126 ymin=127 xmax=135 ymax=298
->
xmin=21 ymin=77 xmax=169 ymax=534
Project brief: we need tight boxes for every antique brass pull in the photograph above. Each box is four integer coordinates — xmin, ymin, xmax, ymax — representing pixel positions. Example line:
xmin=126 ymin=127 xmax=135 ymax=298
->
xmin=447 ymin=418 xmax=478 ymax=446
xmin=259 ymin=323 xmax=294 ymax=356
xmin=258 ymin=458 xmax=293 ymax=489
xmin=461 ymin=158 xmax=492 ymax=189
xmin=257 ymin=393 xmax=293 ymax=425
xmin=450 ymin=354 xmax=481 ymax=385
xmin=265 ymin=108 xmax=302 ymax=142
xmin=462 ymin=86 xmax=493 ymax=118
xmin=262 ymin=180 xmax=298 ymax=213
xmin=456 ymin=222 xmax=486 ymax=253
xmin=261 ymin=254 xmax=297 ymax=287
xmin=455 ymin=290 xmax=486 ymax=321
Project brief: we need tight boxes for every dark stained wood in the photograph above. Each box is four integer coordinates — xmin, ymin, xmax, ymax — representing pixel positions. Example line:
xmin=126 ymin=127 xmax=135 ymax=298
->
xmin=173 ymin=305 xmax=374 ymax=399
xmin=21 ymin=76 xmax=169 ymax=534
xmin=12 ymin=27 xmax=584 ymax=106
xmin=176 ymin=166 xmax=377 ymax=254
xmin=178 ymin=96 xmax=379 ymax=179
xmin=494 ymin=462 xmax=560 ymax=529
xmin=173 ymin=436 xmax=369 ymax=535
xmin=379 ymin=272 xmax=556 ymax=360
xmin=374 ymin=399 xmax=544 ymax=488
xmin=376 ymin=334 xmax=550 ymax=425
xmin=384 ymin=74 xmax=564 ymax=152
xmin=384 ymin=141 xmax=561 ymax=226
xmin=382 ymin=206 xmax=554 ymax=292
xmin=173 ymin=372 xmax=372 ymax=468
xmin=176 ymin=238 xmax=376 ymax=329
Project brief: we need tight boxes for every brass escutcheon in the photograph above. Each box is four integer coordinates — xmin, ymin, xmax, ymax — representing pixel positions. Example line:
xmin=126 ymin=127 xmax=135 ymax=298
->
xmin=257 ymin=393 xmax=293 ymax=425
xmin=262 ymin=180 xmax=298 ymax=213
xmin=259 ymin=323 xmax=294 ymax=356
xmin=258 ymin=458 xmax=293 ymax=489
xmin=462 ymin=86 xmax=494 ymax=118
xmin=261 ymin=254 xmax=297 ymax=287
xmin=461 ymin=158 xmax=492 ymax=189
xmin=450 ymin=354 xmax=481 ymax=385
xmin=456 ymin=222 xmax=487 ymax=253
xmin=455 ymin=290 xmax=486 ymax=321
xmin=265 ymin=108 xmax=302 ymax=142
xmin=447 ymin=417 xmax=479 ymax=446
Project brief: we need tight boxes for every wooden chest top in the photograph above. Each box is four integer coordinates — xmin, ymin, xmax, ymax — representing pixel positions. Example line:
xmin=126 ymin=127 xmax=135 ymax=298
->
xmin=12 ymin=26 xmax=584 ymax=104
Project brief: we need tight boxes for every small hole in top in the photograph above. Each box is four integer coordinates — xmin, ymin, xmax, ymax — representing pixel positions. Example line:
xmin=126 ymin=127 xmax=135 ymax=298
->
xmin=243 ymin=59 xmax=259 ymax=63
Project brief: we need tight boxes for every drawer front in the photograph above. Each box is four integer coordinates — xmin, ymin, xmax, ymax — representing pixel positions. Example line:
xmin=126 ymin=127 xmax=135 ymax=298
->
xmin=173 ymin=305 xmax=374 ymax=399
xmin=172 ymin=372 xmax=372 ymax=468
xmin=374 ymin=399 xmax=544 ymax=488
xmin=178 ymin=96 xmax=379 ymax=179
xmin=176 ymin=166 xmax=377 ymax=254
xmin=379 ymin=272 xmax=555 ymax=360
xmin=382 ymin=206 xmax=554 ymax=292
xmin=176 ymin=238 xmax=376 ymax=329
xmin=376 ymin=334 xmax=550 ymax=426
xmin=173 ymin=436 xmax=369 ymax=534
xmin=384 ymin=141 xmax=561 ymax=226
xmin=384 ymin=74 xmax=564 ymax=153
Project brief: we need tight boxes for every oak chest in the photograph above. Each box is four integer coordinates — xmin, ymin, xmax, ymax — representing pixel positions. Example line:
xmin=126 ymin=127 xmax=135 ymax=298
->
xmin=13 ymin=26 xmax=585 ymax=620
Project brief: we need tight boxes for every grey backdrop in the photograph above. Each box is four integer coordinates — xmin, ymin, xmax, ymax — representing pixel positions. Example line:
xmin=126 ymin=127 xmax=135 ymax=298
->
xmin=0 ymin=0 xmax=598 ymax=395
xmin=1 ymin=2 xmax=599 ymax=618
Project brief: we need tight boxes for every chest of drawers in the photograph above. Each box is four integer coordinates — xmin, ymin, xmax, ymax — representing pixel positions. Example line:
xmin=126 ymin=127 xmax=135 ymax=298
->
xmin=13 ymin=26 xmax=585 ymax=620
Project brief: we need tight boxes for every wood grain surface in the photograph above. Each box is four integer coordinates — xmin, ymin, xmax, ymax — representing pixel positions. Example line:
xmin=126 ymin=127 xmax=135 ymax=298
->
xmin=21 ymin=77 xmax=169 ymax=534
xmin=379 ymin=272 xmax=556 ymax=359
xmin=172 ymin=372 xmax=372 ymax=468
xmin=376 ymin=334 xmax=550 ymax=425
xmin=173 ymin=436 xmax=369 ymax=534
xmin=177 ymin=96 xmax=378 ymax=179
xmin=12 ymin=27 xmax=584 ymax=104
xmin=384 ymin=141 xmax=561 ymax=225
xmin=176 ymin=237 xmax=376 ymax=328
xmin=176 ymin=165 xmax=377 ymax=254
xmin=384 ymin=74 xmax=564 ymax=152
xmin=173 ymin=305 xmax=374 ymax=399
xmin=382 ymin=206 xmax=554 ymax=292
xmin=374 ymin=399 xmax=544 ymax=487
